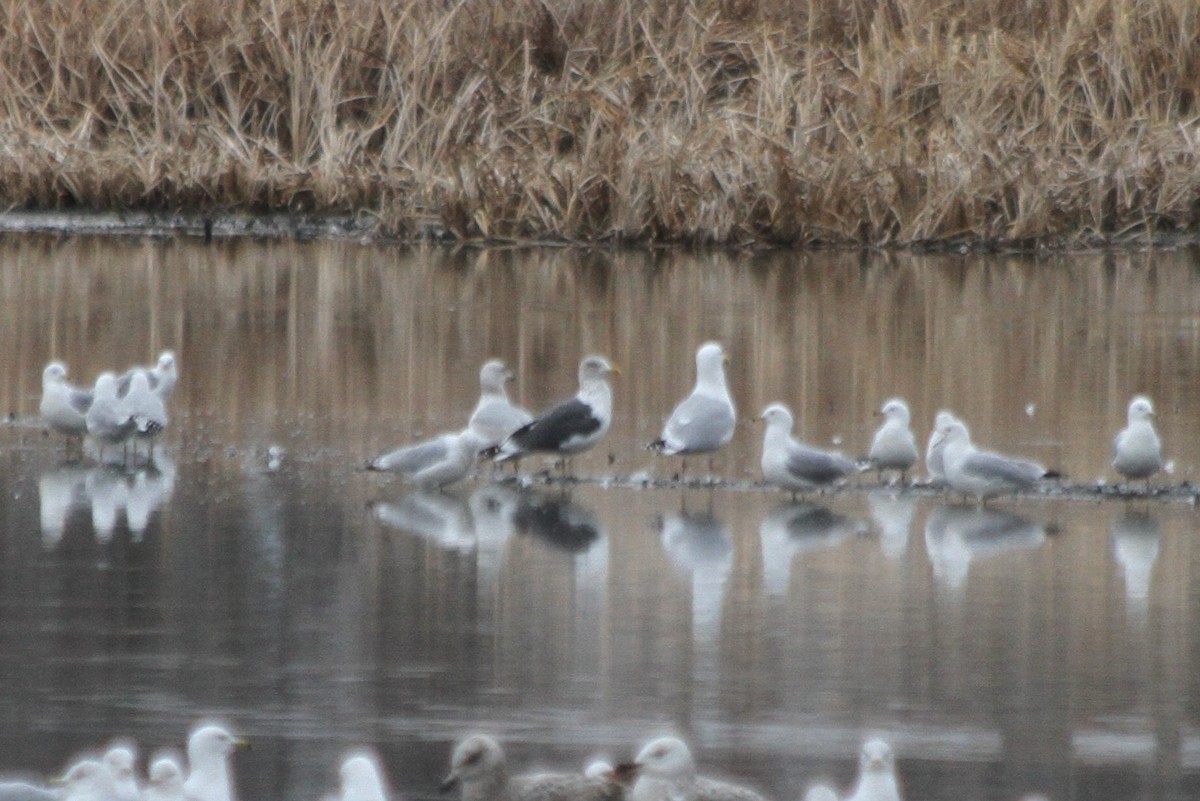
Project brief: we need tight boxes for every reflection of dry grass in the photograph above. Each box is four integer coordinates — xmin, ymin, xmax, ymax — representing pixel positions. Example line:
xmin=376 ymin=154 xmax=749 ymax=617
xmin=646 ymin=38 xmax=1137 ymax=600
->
xmin=1 ymin=0 xmax=1199 ymax=245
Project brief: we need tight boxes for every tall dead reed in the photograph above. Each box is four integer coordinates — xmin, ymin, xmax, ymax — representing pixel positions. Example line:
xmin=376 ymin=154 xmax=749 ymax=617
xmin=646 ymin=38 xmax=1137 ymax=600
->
xmin=0 ymin=0 xmax=1198 ymax=246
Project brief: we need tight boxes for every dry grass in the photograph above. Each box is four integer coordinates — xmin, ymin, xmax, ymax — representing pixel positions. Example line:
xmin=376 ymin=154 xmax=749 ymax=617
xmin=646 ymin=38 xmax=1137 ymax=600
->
xmin=0 ymin=0 xmax=1198 ymax=246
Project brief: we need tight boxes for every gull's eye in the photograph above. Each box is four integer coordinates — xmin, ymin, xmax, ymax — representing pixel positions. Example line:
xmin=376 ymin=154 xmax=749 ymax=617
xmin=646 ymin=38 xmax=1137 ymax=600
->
xmin=464 ymin=749 xmax=483 ymax=766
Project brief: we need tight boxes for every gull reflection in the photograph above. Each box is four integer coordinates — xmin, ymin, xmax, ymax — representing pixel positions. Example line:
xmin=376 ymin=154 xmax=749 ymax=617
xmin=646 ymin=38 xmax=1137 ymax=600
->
xmin=760 ymin=502 xmax=867 ymax=596
xmin=1110 ymin=510 xmax=1159 ymax=618
xmin=659 ymin=510 xmax=732 ymax=698
xmin=370 ymin=491 xmax=475 ymax=552
xmin=38 ymin=465 xmax=90 ymax=547
xmin=868 ymin=490 xmax=916 ymax=559
xmin=468 ymin=484 xmax=521 ymax=589
xmin=512 ymin=491 xmax=601 ymax=554
xmin=41 ymin=458 xmax=176 ymax=547
xmin=924 ymin=504 xmax=1045 ymax=591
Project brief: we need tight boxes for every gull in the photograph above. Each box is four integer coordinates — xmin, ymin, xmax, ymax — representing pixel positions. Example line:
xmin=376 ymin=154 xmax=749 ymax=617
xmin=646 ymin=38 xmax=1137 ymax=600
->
xmin=803 ymin=785 xmax=839 ymax=801
xmin=120 ymin=371 xmax=168 ymax=457
xmin=867 ymin=399 xmax=918 ymax=484
xmin=845 ymin=739 xmax=903 ymax=801
xmin=1112 ymin=396 xmax=1163 ymax=488
xmin=759 ymin=404 xmax=861 ymax=497
xmin=367 ymin=429 xmax=487 ymax=488
xmin=332 ymin=753 xmax=389 ymax=801
xmin=493 ymin=355 xmax=618 ymax=473
xmin=468 ymin=360 xmax=533 ymax=449
xmin=144 ymin=753 xmax=186 ymax=801
xmin=117 ymin=351 xmax=178 ymax=402
xmin=183 ymin=724 xmax=245 ymax=801
xmin=440 ymin=734 xmax=627 ymax=801
xmin=924 ymin=410 xmax=958 ymax=484
xmin=0 ymin=780 xmax=58 ymax=801
xmin=85 ymin=373 xmax=136 ymax=460
xmin=630 ymin=736 xmax=766 ymax=801
xmin=61 ymin=759 xmax=117 ymax=801
xmin=935 ymin=418 xmax=1053 ymax=501
xmin=39 ymin=361 xmax=93 ymax=452
xmin=648 ymin=342 xmax=736 ymax=478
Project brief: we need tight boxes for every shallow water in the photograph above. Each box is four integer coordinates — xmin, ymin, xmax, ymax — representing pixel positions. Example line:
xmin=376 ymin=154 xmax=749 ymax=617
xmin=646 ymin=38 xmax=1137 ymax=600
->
xmin=2 ymin=237 xmax=1200 ymax=800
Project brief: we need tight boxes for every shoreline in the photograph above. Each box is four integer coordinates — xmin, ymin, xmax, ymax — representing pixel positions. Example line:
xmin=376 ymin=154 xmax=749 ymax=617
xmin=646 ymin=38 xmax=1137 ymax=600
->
xmin=1 ymin=210 xmax=1199 ymax=254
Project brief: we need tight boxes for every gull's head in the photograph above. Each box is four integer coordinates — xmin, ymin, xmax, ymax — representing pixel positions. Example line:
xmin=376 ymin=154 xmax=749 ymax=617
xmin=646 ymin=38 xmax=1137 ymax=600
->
xmin=933 ymin=410 xmax=958 ymax=430
xmin=479 ymin=359 xmax=513 ymax=392
xmin=880 ymin=398 xmax=910 ymax=423
xmin=442 ymin=734 xmax=504 ymax=790
xmin=859 ymin=738 xmax=895 ymax=775
xmin=584 ymin=758 xmax=614 ymax=780
xmin=760 ymin=403 xmax=794 ymax=431
xmin=93 ymin=372 xmax=119 ymax=399
xmin=187 ymin=723 xmax=243 ymax=765
xmin=936 ymin=418 xmax=971 ymax=448
xmin=43 ymin=361 xmax=69 ymax=386
xmin=129 ymin=370 xmax=153 ymax=397
xmin=1128 ymin=396 xmax=1155 ymax=422
xmin=696 ymin=341 xmax=727 ymax=370
xmin=103 ymin=743 xmax=137 ymax=782
xmin=157 ymin=351 xmax=176 ymax=372
xmin=147 ymin=754 xmax=184 ymax=789
xmin=341 ymin=752 xmax=387 ymax=798
xmin=634 ymin=736 xmax=695 ymax=781
xmin=579 ymin=355 xmax=618 ymax=383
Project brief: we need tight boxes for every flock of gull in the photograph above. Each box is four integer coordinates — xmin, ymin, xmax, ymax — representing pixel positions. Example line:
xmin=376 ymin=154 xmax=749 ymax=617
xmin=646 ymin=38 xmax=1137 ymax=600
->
xmin=39 ymin=353 xmax=177 ymax=463
xmin=362 ymin=342 xmax=1165 ymax=499
xmin=0 ymin=722 xmax=904 ymax=801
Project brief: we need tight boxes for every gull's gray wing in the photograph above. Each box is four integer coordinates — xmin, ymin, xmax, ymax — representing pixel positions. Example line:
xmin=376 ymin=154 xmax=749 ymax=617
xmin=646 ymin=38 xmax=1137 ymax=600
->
xmin=785 ymin=443 xmax=858 ymax=484
xmin=67 ymin=388 xmax=93 ymax=415
xmin=662 ymin=394 xmax=735 ymax=453
xmin=960 ymin=451 xmax=1044 ymax=487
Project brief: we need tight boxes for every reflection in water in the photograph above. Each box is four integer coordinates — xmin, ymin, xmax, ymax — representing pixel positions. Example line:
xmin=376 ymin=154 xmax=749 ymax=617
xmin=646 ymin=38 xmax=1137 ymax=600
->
xmin=659 ymin=511 xmax=732 ymax=706
xmin=371 ymin=492 xmax=475 ymax=553
xmin=39 ymin=457 xmax=175 ymax=546
xmin=924 ymin=505 xmax=1046 ymax=590
xmin=1111 ymin=511 xmax=1160 ymax=619
xmin=759 ymin=502 xmax=866 ymax=596
xmin=867 ymin=491 xmax=916 ymax=559
xmin=513 ymin=491 xmax=601 ymax=554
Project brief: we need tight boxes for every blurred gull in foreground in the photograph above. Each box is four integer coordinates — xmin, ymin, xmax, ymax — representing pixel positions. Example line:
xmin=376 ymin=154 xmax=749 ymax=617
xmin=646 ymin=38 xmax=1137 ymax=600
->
xmin=630 ymin=735 xmax=766 ymax=801
xmin=183 ymin=723 xmax=244 ymax=801
xmin=845 ymin=739 xmax=903 ymax=801
xmin=1112 ymin=395 xmax=1163 ymax=488
xmin=441 ymin=734 xmax=627 ymax=801
xmin=867 ymin=399 xmax=918 ymax=484
xmin=760 ymin=404 xmax=860 ymax=497
xmin=648 ymin=342 xmax=736 ymax=478
xmin=331 ymin=752 xmax=390 ymax=801
xmin=144 ymin=753 xmax=185 ymax=801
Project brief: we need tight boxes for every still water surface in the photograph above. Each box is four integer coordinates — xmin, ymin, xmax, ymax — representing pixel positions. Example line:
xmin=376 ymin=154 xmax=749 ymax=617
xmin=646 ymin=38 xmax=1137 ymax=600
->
xmin=2 ymin=238 xmax=1200 ymax=800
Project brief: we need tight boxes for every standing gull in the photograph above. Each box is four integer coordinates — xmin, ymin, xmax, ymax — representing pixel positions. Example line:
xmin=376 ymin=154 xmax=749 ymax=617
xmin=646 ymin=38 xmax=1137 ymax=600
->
xmin=867 ymin=399 xmax=918 ymax=484
xmin=492 ymin=355 xmax=618 ymax=472
xmin=845 ymin=739 xmax=903 ymax=801
xmin=85 ymin=373 xmax=136 ymax=460
xmin=440 ymin=734 xmax=627 ymax=801
xmin=182 ymin=724 xmax=244 ymax=801
xmin=39 ymin=361 xmax=93 ymax=451
xmin=1112 ymin=395 xmax=1163 ymax=487
xmin=368 ymin=429 xmax=486 ymax=488
xmin=630 ymin=736 xmax=766 ymax=801
xmin=759 ymin=404 xmax=860 ymax=497
xmin=935 ymin=418 xmax=1051 ymax=501
xmin=648 ymin=342 xmax=736 ymax=478
xmin=102 ymin=742 xmax=141 ymax=801
xmin=117 ymin=351 xmax=178 ymax=402
xmin=468 ymin=360 xmax=534 ymax=448
xmin=121 ymin=371 xmax=168 ymax=457
xmin=924 ymin=410 xmax=958 ymax=484
xmin=60 ymin=759 xmax=117 ymax=801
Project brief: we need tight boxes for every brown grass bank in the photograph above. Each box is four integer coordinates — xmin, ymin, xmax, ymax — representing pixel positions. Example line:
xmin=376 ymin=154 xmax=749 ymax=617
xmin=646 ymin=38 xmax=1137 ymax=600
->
xmin=1 ymin=0 xmax=1199 ymax=247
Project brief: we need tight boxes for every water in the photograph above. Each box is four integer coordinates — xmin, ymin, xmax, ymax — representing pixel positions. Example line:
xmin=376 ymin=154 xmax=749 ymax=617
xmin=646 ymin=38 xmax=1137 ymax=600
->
xmin=2 ymin=237 xmax=1200 ymax=800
